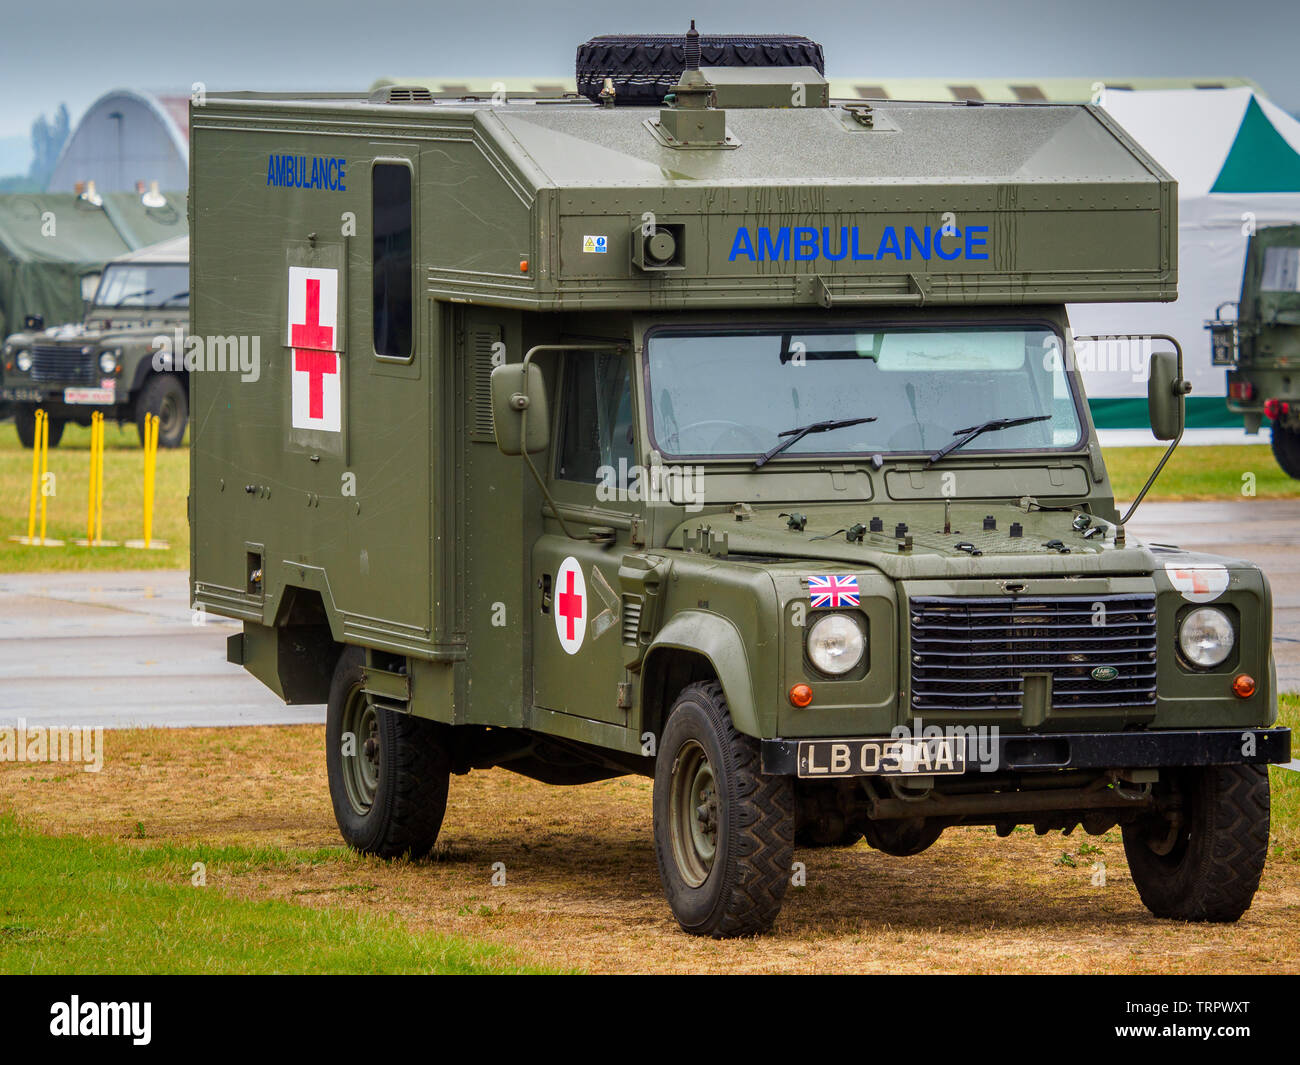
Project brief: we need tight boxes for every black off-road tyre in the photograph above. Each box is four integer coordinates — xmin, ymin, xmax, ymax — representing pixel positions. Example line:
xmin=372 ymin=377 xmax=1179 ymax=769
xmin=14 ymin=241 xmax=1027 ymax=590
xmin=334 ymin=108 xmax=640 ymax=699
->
xmin=576 ymin=32 xmax=824 ymax=105
xmin=653 ymin=681 xmax=795 ymax=937
xmin=1122 ymin=764 xmax=1270 ymax=922
xmin=1271 ymin=422 xmax=1300 ymax=479
xmin=14 ymin=406 xmax=64 ymax=449
xmin=326 ymin=646 xmax=451 ymax=860
xmin=861 ymin=817 xmax=945 ymax=857
xmin=135 ymin=373 xmax=188 ymax=448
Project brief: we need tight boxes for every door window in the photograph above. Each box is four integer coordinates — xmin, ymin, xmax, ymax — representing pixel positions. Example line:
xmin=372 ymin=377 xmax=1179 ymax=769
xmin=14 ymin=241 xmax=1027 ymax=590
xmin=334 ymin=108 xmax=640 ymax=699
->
xmin=556 ymin=352 xmax=634 ymax=484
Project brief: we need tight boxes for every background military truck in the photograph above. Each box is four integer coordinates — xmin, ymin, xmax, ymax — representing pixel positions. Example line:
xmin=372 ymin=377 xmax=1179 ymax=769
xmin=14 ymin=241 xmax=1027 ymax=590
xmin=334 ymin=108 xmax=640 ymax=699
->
xmin=1207 ymin=224 xmax=1300 ymax=477
xmin=2 ymin=234 xmax=190 ymax=448
xmin=191 ymin=28 xmax=1288 ymax=937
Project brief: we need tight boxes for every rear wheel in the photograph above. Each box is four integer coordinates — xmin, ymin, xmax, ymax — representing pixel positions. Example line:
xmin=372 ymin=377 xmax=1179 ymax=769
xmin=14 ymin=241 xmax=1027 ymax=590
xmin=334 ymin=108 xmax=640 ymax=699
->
xmin=1122 ymin=764 xmax=1269 ymax=922
xmin=135 ymin=374 xmax=188 ymax=448
xmin=653 ymin=681 xmax=795 ymax=936
xmin=1270 ymin=422 xmax=1300 ymax=479
xmin=325 ymin=647 xmax=451 ymax=859
xmin=862 ymin=817 xmax=944 ymax=856
xmin=13 ymin=406 xmax=64 ymax=448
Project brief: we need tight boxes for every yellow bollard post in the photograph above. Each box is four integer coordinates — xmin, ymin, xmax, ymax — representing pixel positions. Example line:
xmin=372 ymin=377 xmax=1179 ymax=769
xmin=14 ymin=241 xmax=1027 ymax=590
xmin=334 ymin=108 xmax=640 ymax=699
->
xmin=38 ymin=410 xmax=49 ymax=545
xmin=125 ymin=412 xmax=168 ymax=550
xmin=74 ymin=410 xmax=115 ymax=547
xmin=12 ymin=409 xmax=64 ymax=546
xmin=24 ymin=409 xmax=43 ymax=541
xmin=95 ymin=412 xmax=105 ymax=544
xmin=85 ymin=411 xmax=97 ymax=544
xmin=144 ymin=414 xmax=156 ymax=548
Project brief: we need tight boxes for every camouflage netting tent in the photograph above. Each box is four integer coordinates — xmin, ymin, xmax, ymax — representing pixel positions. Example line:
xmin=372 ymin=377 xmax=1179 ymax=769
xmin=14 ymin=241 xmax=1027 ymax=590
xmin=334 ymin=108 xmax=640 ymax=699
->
xmin=0 ymin=190 xmax=187 ymax=339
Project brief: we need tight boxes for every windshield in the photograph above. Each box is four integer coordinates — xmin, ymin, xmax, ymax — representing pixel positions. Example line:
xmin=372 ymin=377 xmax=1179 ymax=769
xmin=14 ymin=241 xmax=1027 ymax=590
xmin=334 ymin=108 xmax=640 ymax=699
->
xmin=92 ymin=263 xmax=189 ymax=310
xmin=645 ymin=325 xmax=1082 ymax=459
xmin=1261 ymin=246 xmax=1300 ymax=293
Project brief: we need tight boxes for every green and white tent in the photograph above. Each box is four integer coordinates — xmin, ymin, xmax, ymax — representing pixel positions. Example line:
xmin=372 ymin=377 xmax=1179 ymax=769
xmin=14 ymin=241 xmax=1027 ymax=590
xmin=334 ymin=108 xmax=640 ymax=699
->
xmin=1070 ymin=88 xmax=1300 ymax=437
xmin=0 ymin=189 xmax=186 ymax=341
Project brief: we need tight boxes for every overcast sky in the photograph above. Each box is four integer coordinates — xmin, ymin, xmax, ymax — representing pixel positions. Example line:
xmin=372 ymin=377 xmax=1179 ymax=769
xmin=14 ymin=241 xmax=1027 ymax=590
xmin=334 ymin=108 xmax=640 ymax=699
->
xmin=2 ymin=0 xmax=1298 ymax=143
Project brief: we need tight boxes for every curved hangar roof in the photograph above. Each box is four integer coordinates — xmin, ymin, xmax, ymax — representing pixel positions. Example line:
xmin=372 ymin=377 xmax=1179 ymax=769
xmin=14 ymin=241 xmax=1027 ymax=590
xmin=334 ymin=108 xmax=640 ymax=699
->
xmin=48 ymin=89 xmax=190 ymax=194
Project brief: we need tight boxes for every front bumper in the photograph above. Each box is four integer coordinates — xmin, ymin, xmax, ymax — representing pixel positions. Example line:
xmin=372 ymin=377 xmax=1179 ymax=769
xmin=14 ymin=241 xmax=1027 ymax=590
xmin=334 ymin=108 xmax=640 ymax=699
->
xmin=761 ymin=727 xmax=1291 ymax=777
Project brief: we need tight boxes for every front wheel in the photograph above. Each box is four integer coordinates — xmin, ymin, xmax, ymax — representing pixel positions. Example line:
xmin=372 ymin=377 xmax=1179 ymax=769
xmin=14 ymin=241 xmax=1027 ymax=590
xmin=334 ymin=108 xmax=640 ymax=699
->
xmin=325 ymin=647 xmax=451 ymax=859
xmin=13 ymin=406 xmax=64 ymax=448
xmin=1122 ymin=763 xmax=1270 ymax=922
xmin=653 ymin=681 xmax=795 ymax=937
xmin=135 ymin=374 xmax=188 ymax=448
xmin=1271 ymin=421 xmax=1300 ymax=479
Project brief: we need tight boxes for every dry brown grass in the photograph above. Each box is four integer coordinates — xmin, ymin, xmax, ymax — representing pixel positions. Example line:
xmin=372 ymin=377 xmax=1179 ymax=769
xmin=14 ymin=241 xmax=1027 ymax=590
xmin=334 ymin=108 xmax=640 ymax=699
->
xmin=2 ymin=724 xmax=1297 ymax=974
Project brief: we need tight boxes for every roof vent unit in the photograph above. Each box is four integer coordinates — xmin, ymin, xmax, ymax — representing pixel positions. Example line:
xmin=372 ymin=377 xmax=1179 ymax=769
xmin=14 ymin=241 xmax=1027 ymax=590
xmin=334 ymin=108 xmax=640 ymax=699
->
xmin=371 ymin=86 xmax=434 ymax=105
xmin=700 ymin=65 xmax=829 ymax=108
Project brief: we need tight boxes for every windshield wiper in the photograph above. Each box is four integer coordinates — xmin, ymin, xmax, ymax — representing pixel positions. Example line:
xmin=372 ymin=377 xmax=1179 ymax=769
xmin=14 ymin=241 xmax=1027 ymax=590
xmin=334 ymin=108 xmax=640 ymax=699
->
xmin=107 ymin=289 xmax=155 ymax=308
xmin=926 ymin=414 xmax=1051 ymax=466
xmin=754 ymin=416 xmax=877 ymax=469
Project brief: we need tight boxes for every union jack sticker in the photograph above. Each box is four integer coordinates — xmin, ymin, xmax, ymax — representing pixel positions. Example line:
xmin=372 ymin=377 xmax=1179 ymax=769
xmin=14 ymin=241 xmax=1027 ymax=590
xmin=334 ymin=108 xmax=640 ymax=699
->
xmin=808 ymin=574 xmax=859 ymax=608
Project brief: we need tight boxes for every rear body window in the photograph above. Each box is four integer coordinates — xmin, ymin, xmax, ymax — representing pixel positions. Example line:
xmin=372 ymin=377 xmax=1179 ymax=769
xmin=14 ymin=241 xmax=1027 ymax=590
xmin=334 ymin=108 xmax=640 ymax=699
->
xmin=373 ymin=163 xmax=413 ymax=357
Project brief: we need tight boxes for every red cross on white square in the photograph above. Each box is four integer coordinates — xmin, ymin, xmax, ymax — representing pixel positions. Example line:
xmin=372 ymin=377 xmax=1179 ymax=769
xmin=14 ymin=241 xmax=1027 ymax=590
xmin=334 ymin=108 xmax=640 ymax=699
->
xmin=288 ymin=266 xmax=342 ymax=432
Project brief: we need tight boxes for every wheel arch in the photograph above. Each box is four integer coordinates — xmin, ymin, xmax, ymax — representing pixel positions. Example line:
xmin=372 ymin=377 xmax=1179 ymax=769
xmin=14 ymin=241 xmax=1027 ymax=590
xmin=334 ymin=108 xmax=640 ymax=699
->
xmin=128 ymin=357 xmax=188 ymax=398
xmin=641 ymin=610 xmax=761 ymax=742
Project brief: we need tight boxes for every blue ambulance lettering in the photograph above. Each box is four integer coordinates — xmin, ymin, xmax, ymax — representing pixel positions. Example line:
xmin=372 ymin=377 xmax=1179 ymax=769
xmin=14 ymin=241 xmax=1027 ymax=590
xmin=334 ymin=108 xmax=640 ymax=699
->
xmin=266 ymin=154 xmax=348 ymax=191
xmin=728 ymin=224 xmax=991 ymax=263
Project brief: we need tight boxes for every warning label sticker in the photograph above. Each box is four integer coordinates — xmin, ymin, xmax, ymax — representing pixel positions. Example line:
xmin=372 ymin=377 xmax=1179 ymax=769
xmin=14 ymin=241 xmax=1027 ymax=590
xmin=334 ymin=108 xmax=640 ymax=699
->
xmin=582 ymin=235 xmax=608 ymax=254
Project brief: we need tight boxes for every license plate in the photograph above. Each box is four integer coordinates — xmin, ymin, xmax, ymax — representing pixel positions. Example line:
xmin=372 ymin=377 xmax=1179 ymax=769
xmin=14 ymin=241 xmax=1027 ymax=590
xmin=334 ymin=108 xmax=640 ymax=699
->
xmin=64 ymin=387 xmax=114 ymax=405
xmin=1 ymin=387 xmax=43 ymax=401
xmin=797 ymin=736 xmax=967 ymax=778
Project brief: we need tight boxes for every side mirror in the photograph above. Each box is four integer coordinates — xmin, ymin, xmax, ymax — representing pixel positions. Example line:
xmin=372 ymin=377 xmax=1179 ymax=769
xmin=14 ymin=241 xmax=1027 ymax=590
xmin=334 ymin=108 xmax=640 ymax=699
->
xmin=1147 ymin=350 xmax=1188 ymax=441
xmin=490 ymin=362 xmax=549 ymax=455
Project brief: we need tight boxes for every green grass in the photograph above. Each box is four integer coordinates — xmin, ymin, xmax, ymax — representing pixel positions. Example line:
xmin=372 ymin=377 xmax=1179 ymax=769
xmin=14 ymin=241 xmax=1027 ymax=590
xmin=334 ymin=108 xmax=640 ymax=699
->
xmin=0 ymin=814 xmax=557 ymax=974
xmin=1104 ymin=444 xmax=1299 ymax=502
xmin=1270 ymin=693 xmax=1300 ymax=861
xmin=0 ymin=421 xmax=188 ymax=572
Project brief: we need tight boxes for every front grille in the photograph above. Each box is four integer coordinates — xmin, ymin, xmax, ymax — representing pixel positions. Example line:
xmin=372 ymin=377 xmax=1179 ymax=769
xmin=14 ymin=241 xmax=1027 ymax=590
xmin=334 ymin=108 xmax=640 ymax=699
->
xmin=31 ymin=345 xmax=97 ymax=385
xmin=909 ymin=593 xmax=1158 ymax=712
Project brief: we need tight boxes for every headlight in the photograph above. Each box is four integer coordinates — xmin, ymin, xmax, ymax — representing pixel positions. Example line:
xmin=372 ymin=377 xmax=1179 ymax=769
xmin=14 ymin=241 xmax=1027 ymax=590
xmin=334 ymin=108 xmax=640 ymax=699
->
xmin=15 ymin=349 xmax=32 ymax=372
xmin=98 ymin=350 xmax=118 ymax=373
xmin=807 ymin=613 xmax=865 ymax=676
xmin=1178 ymin=607 xmax=1235 ymax=668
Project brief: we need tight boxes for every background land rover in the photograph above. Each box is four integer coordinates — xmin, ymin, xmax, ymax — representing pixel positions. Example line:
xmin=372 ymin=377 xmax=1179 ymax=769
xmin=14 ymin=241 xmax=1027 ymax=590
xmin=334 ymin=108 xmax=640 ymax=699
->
xmin=1208 ymin=224 xmax=1300 ymax=478
xmin=190 ymin=27 xmax=1290 ymax=938
xmin=2 ymin=235 xmax=190 ymax=449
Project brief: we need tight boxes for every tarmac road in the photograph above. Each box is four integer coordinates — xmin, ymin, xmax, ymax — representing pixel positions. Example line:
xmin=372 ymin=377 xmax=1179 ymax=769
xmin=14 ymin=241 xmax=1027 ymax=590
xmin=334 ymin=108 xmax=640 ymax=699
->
xmin=0 ymin=570 xmax=326 ymax=729
xmin=0 ymin=499 xmax=1296 ymax=729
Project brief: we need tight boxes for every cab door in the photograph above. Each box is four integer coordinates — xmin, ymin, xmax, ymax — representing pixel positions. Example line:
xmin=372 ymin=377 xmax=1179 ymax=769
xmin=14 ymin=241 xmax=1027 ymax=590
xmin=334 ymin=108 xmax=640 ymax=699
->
xmin=532 ymin=348 xmax=640 ymax=725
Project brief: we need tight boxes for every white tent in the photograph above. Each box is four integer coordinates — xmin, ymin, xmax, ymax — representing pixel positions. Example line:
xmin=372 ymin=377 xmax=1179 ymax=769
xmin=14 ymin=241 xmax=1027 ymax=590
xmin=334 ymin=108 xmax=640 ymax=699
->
xmin=1068 ymin=88 xmax=1300 ymax=437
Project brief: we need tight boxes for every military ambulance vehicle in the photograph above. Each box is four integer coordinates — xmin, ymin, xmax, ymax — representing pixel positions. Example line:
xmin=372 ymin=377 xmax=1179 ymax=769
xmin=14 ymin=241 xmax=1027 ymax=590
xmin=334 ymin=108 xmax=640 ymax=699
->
xmin=3 ymin=235 xmax=190 ymax=449
xmin=191 ymin=28 xmax=1289 ymax=937
xmin=1207 ymin=224 xmax=1300 ymax=478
